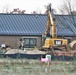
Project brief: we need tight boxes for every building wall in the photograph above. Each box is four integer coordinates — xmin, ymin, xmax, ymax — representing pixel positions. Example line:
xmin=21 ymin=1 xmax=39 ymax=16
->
xmin=0 ymin=35 xmax=76 ymax=49
xmin=71 ymin=37 xmax=76 ymax=41
xmin=0 ymin=35 xmax=42 ymax=49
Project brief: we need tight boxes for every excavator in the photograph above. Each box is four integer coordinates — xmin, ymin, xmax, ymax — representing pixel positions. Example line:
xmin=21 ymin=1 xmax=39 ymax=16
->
xmin=42 ymin=4 xmax=68 ymax=50
xmin=41 ymin=4 xmax=76 ymax=58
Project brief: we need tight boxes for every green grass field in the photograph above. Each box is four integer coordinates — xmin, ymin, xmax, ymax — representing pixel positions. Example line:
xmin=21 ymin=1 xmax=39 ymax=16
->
xmin=0 ymin=59 xmax=76 ymax=75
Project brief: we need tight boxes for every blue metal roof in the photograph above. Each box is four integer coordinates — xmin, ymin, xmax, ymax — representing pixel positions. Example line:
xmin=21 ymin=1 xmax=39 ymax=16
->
xmin=0 ymin=14 xmax=76 ymax=36
xmin=55 ymin=15 xmax=76 ymax=36
xmin=0 ymin=14 xmax=47 ymax=35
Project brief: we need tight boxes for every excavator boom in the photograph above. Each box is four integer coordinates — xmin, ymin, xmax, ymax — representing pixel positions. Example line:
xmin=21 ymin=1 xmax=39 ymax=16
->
xmin=45 ymin=4 xmax=57 ymax=38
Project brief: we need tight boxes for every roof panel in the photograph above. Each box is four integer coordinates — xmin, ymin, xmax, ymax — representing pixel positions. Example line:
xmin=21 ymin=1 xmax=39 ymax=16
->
xmin=0 ymin=14 xmax=76 ymax=36
xmin=55 ymin=15 xmax=76 ymax=36
xmin=0 ymin=14 xmax=47 ymax=35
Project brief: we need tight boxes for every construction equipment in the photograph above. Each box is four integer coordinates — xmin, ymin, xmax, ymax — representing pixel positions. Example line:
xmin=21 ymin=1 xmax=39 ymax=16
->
xmin=42 ymin=4 xmax=68 ymax=50
xmin=41 ymin=4 xmax=76 ymax=59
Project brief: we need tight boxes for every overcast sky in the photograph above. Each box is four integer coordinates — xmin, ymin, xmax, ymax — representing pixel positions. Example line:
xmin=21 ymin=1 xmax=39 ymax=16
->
xmin=0 ymin=0 xmax=62 ymax=13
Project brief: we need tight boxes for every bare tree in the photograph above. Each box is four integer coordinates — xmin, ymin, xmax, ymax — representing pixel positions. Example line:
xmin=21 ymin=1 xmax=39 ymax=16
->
xmin=31 ymin=8 xmax=42 ymax=14
xmin=58 ymin=0 xmax=76 ymax=15
xmin=1 ymin=4 xmax=26 ymax=14
xmin=31 ymin=11 xmax=38 ymax=14
xmin=57 ymin=0 xmax=76 ymax=35
xmin=2 ymin=4 xmax=10 ymax=13
xmin=10 ymin=8 xmax=26 ymax=14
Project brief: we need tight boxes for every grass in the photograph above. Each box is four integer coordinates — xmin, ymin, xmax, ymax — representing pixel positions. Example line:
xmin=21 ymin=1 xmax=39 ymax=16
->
xmin=0 ymin=58 xmax=76 ymax=75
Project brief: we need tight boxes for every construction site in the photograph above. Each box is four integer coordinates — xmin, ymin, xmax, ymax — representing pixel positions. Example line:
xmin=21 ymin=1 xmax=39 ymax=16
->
xmin=0 ymin=1 xmax=76 ymax=75
xmin=0 ymin=4 xmax=76 ymax=60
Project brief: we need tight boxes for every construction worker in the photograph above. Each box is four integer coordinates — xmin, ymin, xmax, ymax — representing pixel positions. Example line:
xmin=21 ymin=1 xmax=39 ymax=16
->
xmin=18 ymin=38 xmax=22 ymax=49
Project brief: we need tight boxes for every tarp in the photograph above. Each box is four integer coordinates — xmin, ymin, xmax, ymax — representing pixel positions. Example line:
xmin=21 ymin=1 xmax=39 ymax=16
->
xmin=0 ymin=53 xmax=75 ymax=60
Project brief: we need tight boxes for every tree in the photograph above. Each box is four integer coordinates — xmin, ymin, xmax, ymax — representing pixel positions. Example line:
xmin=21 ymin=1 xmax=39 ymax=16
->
xmin=58 ymin=0 xmax=76 ymax=15
xmin=2 ymin=4 xmax=10 ymax=13
xmin=31 ymin=8 xmax=42 ymax=14
xmin=10 ymin=8 xmax=26 ymax=14
xmin=1 ymin=4 xmax=26 ymax=14
xmin=57 ymin=0 xmax=76 ymax=35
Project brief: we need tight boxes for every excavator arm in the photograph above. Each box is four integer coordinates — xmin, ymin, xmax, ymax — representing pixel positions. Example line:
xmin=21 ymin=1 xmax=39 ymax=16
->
xmin=45 ymin=4 xmax=57 ymax=38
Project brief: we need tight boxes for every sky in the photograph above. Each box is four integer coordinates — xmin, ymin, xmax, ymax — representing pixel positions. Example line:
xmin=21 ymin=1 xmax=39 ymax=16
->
xmin=0 ymin=0 xmax=62 ymax=13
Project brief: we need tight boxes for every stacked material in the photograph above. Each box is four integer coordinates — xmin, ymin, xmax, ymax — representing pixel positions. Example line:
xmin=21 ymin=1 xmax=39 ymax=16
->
xmin=26 ymin=50 xmax=46 ymax=54
xmin=69 ymin=40 xmax=76 ymax=48
xmin=5 ymin=49 xmax=46 ymax=54
xmin=5 ymin=49 xmax=26 ymax=54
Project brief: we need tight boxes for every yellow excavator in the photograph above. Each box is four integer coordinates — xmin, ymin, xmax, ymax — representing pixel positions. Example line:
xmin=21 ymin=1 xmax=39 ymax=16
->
xmin=42 ymin=4 xmax=68 ymax=50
